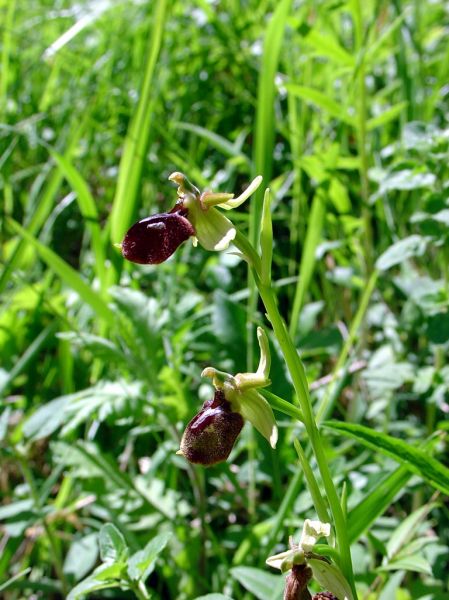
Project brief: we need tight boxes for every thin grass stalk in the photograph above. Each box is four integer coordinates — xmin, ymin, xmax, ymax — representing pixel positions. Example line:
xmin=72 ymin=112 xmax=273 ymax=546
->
xmin=351 ymin=0 xmax=374 ymax=277
xmin=0 ymin=0 xmax=16 ymax=119
xmin=108 ymin=0 xmax=169 ymax=279
xmin=316 ymin=269 xmax=379 ymax=424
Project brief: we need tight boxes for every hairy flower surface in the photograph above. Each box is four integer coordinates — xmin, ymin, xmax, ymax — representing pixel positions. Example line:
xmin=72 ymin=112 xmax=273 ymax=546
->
xmin=121 ymin=208 xmax=194 ymax=264
xmin=179 ymin=390 xmax=244 ymax=466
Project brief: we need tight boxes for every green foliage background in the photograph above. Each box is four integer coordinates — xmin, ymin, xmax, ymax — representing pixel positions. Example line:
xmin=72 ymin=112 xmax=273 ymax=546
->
xmin=1 ymin=0 xmax=448 ymax=598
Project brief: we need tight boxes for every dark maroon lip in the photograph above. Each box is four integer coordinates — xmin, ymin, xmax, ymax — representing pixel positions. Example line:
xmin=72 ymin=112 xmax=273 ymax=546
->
xmin=180 ymin=390 xmax=244 ymax=466
xmin=121 ymin=211 xmax=195 ymax=264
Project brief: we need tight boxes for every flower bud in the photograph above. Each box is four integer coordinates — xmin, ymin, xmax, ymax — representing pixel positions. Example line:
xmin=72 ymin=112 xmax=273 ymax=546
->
xmin=179 ymin=390 xmax=244 ymax=466
xmin=311 ymin=593 xmax=338 ymax=600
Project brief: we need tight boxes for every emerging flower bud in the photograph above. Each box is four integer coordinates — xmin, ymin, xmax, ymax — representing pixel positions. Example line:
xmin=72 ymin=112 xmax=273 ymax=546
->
xmin=179 ymin=390 xmax=244 ymax=466
xmin=121 ymin=209 xmax=194 ymax=264
xmin=312 ymin=593 xmax=338 ymax=600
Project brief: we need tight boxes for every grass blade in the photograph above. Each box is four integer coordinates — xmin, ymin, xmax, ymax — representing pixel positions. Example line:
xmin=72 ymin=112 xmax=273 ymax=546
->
xmin=8 ymin=219 xmax=115 ymax=326
xmin=50 ymin=150 xmax=106 ymax=291
xmin=109 ymin=0 xmax=169 ymax=248
xmin=324 ymin=421 xmax=449 ymax=496
xmin=289 ymin=188 xmax=325 ymax=339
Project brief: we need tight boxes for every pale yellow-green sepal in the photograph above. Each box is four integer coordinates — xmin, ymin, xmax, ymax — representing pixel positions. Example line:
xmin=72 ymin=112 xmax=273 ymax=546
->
xmin=238 ymin=388 xmax=278 ymax=448
xmin=218 ymin=175 xmax=263 ymax=210
xmin=193 ymin=206 xmax=237 ymax=251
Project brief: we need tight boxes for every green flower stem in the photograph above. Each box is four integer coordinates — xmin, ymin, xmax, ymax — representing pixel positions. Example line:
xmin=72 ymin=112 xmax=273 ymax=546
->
xmin=234 ymin=231 xmax=357 ymax=597
xmin=260 ymin=389 xmax=304 ymax=422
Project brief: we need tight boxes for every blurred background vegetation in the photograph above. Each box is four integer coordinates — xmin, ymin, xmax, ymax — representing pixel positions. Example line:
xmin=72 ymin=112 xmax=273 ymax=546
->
xmin=1 ymin=0 xmax=448 ymax=598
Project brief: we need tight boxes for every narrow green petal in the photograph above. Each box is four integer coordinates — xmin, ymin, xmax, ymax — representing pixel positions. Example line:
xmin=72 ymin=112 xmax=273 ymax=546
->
xmin=238 ymin=388 xmax=278 ymax=448
xmin=218 ymin=175 xmax=263 ymax=210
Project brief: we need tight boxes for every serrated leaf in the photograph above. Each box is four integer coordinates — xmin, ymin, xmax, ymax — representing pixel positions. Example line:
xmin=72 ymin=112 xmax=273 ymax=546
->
xmin=127 ymin=531 xmax=171 ymax=582
xmin=324 ymin=421 xmax=449 ymax=495
xmin=99 ymin=524 xmax=128 ymax=563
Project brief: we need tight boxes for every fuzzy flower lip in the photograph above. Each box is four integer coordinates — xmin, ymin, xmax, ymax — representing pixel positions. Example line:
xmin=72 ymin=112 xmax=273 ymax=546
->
xmin=121 ymin=210 xmax=194 ymax=264
xmin=119 ymin=173 xmax=263 ymax=264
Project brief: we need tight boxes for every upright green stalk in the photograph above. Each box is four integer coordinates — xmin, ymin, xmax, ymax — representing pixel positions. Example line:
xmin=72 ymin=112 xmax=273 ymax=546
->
xmin=352 ymin=0 xmax=373 ymax=276
xmin=234 ymin=232 xmax=357 ymax=597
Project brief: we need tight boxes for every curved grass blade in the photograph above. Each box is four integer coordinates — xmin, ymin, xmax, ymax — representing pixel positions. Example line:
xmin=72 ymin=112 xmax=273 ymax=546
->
xmin=8 ymin=219 xmax=115 ymax=326
xmin=324 ymin=421 xmax=449 ymax=496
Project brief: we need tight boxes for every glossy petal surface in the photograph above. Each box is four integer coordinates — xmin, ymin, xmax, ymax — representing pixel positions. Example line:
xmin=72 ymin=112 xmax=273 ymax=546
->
xmin=121 ymin=212 xmax=194 ymax=264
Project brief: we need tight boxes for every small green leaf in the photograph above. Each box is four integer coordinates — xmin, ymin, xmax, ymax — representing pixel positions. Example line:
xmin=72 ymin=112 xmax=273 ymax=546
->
xmin=99 ymin=524 xmax=128 ymax=563
xmin=67 ymin=563 xmax=123 ymax=600
xmin=230 ymin=567 xmax=284 ymax=600
xmin=376 ymin=235 xmax=427 ymax=271
xmin=127 ymin=531 xmax=171 ymax=582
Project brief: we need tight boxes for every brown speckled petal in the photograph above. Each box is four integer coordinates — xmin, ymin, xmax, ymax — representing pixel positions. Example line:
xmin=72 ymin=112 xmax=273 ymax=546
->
xmin=180 ymin=390 xmax=244 ymax=466
xmin=121 ymin=212 xmax=195 ymax=264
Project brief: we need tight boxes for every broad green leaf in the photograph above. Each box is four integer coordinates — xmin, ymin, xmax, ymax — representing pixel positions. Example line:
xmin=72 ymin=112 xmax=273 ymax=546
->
xmin=67 ymin=563 xmax=123 ymax=600
xmin=127 ymin=531 xmax=171 ymax=581
xmin=376 ymin=235 xmax=427 ymax=271
xmin=8 ymin=219 xmax=115 ymax=326
xmin=230 ymin=567 xmax=283 ymax=600
xmin=99 ymin=524 xmax=128 ymax=563
xmin=286 ymin=85 xmax=356 ymax=126
xmin=63 ymin=534 xmax=98 ymax=582
xmin=375 ymin=169 xmax=436 ymax=196
xmin=324 ymin=421 xmax=449 ymax=495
